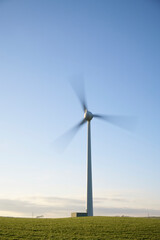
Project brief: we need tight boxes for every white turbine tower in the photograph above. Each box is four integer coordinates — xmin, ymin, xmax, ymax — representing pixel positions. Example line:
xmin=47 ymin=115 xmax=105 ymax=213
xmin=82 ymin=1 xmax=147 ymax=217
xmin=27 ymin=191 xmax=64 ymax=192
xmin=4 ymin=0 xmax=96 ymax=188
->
xmin=57 ymin=80 xmax=135 ymax=217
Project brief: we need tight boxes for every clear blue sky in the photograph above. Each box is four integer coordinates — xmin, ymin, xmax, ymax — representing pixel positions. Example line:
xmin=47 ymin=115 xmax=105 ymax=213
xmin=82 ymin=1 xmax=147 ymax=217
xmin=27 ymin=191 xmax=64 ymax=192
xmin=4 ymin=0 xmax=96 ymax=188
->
xmin=0 ymin=0 xmax=160 ymax=218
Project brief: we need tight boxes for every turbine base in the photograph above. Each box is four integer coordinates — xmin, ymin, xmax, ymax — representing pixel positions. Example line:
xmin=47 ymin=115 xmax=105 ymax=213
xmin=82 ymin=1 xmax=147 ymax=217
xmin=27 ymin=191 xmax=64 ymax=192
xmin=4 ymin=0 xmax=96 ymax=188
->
xmin=71 ymin=212 xmax=88 ymax=217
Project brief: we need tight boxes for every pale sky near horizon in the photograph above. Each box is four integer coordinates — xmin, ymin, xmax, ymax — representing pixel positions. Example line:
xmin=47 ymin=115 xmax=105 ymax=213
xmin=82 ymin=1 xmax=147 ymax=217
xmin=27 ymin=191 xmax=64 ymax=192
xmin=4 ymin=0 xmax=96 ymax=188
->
xmin=0 ymin=0 xmax=160 ymax=218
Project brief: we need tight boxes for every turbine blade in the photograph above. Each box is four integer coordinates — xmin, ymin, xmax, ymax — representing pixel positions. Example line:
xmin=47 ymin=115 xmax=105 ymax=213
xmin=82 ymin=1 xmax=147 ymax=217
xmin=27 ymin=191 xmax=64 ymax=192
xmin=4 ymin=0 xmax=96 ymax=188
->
xmin=54 ymin=119 xmax=86 ymax=152
xmin=93 ymin=114 xmax=137 ymax=131
xmin=70 ymin=76 xmax=87 ymax=112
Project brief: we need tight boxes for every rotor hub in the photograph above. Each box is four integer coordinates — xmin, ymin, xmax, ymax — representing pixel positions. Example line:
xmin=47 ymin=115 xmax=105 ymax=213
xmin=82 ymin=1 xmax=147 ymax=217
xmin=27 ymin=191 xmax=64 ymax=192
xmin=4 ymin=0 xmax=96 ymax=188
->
xmin=84 ymin=110 xmax=93 ymax=121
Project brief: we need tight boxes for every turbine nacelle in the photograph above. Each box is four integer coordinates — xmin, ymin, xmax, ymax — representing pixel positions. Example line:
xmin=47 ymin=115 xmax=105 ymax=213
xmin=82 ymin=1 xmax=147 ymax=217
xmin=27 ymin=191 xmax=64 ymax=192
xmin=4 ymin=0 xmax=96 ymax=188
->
xmin=84 ymin=110 xmax=93 ymax=121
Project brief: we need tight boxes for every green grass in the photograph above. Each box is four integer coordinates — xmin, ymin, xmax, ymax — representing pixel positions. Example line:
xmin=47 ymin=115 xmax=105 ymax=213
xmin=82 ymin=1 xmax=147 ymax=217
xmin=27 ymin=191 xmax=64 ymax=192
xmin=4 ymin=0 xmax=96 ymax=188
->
xmin=0 ymin=216 xmax=160 ymax=239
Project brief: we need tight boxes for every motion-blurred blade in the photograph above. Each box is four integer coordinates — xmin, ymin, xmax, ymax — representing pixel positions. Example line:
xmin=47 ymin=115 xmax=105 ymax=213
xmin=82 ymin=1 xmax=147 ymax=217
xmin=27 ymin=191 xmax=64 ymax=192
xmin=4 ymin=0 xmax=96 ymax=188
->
xmin=93 ymin=114 xmax=137 ymax=131
xmin=54 ymin=119 xmax=86 ymax=152
xmin=70 ymin=76 xmax=87 ymax=112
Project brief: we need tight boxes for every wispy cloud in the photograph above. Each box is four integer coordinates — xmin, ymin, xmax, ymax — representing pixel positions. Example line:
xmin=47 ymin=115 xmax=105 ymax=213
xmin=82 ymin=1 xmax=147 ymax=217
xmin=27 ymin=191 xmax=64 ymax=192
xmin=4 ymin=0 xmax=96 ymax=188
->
xmin=0 ymin=196 xmax=160 ymax=218
xmin=0 ymin=197 xmax=85 ymax=218
xmin=94 ymin=197 xmax=129 ymax=203
xmin=94 ymin=207 xmax=160 ymax=217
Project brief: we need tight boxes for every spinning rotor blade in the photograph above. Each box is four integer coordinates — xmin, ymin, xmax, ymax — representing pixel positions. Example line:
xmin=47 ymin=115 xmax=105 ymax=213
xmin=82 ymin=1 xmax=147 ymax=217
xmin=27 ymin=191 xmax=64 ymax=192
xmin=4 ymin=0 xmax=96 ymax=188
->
xmin=55 ymin=119 xmax=86 ymax=151
xmin=70 ymin=77 xmax=87 ymax=112
xmin=93 ymin=114 xmax=136 ymax=131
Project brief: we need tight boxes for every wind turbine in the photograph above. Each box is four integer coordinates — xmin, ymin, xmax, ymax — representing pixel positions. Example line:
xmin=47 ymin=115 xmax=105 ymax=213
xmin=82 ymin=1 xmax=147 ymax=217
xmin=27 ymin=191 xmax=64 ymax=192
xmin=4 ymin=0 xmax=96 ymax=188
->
xmin=57 ymin=80 xmax=135 ymax=217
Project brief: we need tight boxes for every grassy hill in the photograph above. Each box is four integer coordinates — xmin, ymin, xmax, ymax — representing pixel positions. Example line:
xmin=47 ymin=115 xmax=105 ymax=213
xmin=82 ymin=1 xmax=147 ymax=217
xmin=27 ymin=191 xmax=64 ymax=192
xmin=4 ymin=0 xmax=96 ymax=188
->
xmin=0 ymin=216 xmax=160 ymax=239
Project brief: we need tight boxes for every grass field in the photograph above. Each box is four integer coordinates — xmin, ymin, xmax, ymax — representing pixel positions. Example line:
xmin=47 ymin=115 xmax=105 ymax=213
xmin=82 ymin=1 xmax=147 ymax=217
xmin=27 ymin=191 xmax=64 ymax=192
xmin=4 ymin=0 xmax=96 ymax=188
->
xmin=0 ymin=216 xmax=160 ymax=239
